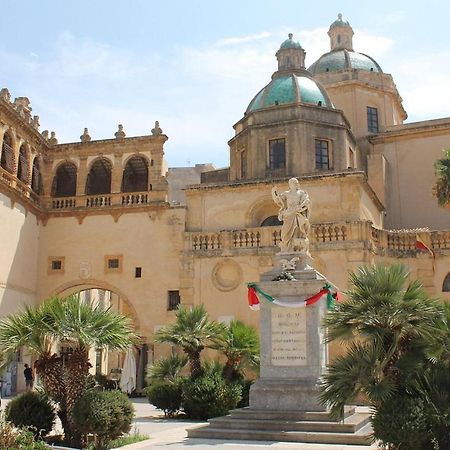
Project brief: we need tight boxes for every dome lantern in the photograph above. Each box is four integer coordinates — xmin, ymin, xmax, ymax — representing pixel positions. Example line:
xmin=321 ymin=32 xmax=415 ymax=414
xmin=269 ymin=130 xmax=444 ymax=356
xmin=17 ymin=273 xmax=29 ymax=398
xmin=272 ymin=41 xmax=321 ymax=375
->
xmin=328 ymin=13 xmax=354 ymax=51
xmin=276 ymin=33 xmax=306 ymax=73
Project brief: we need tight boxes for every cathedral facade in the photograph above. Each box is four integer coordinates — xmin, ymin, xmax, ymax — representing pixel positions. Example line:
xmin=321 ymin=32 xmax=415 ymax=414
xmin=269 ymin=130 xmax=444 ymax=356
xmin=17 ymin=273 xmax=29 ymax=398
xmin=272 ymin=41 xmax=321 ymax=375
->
xmin=0 ymin=15 xmax=449 ymax=393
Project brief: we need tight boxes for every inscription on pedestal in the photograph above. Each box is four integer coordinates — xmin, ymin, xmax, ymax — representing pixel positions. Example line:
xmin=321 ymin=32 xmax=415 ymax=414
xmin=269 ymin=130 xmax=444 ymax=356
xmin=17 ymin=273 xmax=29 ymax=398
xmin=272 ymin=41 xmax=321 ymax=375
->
xmin=271 ymin=306 xmax=307 ymax=366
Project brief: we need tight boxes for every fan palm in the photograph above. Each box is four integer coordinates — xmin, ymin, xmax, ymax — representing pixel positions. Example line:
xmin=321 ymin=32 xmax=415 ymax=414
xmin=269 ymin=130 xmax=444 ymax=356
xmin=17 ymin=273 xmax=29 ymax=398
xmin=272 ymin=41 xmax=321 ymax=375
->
xmin=433 ymin=148 xmax=450 ymax=206
xmin=154 ymin=304 xmax=225 ymax=378
xmin=320 ymin=264 xmax=444 ymax=417
xmin=0 ymin=294 xmax=137 ymax=447
xmin=211 ymin=320 xmax=260 ymax=381
xmin=146 ymin=354 xmax=188 ymax=384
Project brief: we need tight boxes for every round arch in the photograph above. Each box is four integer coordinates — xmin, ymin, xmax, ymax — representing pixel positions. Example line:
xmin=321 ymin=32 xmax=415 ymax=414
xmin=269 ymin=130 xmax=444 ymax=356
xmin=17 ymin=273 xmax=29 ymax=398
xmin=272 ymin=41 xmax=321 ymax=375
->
xmin=122 ymin=154 xmax=149 ymax=192
xmin=49 ymin=278 xmax=141 ymax=333
xmin=52 ymin=160 xmax=78 ymax=197
xmin=85 ymin=157 xmax=112 ymax=195
xmin=1 ymin=130 xmax=15 ymax=174
xmin=245 ymin=196 xmax=280 ymax=228
xmin=17 ymin=143 xmax=31 ymax=183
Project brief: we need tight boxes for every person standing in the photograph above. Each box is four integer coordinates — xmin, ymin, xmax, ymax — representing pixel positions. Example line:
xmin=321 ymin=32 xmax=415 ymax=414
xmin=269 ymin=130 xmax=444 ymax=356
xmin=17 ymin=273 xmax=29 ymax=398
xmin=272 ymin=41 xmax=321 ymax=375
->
xmin=23 ymin=364 xmax=33 ymax=391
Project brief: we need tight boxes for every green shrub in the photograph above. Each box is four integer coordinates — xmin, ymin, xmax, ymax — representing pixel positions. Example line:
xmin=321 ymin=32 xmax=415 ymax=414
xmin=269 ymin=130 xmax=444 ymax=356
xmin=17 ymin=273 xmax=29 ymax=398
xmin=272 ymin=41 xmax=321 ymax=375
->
xmin=371 ymin=394 xmax=431 ymax=449
xmin=0 ymin=415 xmax=48 ymax=450
xmin=144 ymin=382 xmax=183 ymax=417
xmin=5 ymin=391 xmax=55 ymax=438
xmin=72 ymin=390 xmax=134 ymax=450
xmin=182 ymin=371 xmax=242 ymax=420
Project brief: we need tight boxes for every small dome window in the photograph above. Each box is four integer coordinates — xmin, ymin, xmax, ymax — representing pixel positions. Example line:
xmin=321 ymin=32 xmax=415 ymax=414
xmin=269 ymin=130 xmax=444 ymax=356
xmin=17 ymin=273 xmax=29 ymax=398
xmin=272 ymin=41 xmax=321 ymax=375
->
xmin=261 ymin=216 xmax=282 ymax=227
xmin=443 ymin=273 xmax=450 ymax=292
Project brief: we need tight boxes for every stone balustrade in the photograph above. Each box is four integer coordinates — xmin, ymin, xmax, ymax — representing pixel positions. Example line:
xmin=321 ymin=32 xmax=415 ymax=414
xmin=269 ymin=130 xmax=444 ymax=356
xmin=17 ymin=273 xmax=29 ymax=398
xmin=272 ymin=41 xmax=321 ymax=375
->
xmin=186 ymin=221 xmax=450 ymax=254
xmin=0 ymin=165 xmax=41 ymax=205
xmin=47 ymin=191 xmax=165 ymax=211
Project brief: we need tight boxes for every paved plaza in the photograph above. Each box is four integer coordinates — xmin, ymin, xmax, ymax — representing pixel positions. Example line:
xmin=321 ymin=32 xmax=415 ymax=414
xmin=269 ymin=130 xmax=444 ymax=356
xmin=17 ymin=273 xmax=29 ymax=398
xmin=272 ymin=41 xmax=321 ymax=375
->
xmin=2 ymin=397 xmax=376 ymax=449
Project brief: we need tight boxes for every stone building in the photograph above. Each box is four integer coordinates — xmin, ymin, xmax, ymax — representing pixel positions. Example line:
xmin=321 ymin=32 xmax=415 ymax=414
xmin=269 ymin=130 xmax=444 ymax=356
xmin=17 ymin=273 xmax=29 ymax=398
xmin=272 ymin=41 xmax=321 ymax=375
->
xmin=0 ymin=15 xmax=449 ymax=394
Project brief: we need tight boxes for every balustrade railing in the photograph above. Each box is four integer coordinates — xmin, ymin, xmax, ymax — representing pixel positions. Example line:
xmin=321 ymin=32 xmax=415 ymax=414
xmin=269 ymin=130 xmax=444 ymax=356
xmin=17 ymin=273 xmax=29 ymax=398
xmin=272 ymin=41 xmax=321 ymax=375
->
xmin=186 ymin=222 xmax=450 ymax=253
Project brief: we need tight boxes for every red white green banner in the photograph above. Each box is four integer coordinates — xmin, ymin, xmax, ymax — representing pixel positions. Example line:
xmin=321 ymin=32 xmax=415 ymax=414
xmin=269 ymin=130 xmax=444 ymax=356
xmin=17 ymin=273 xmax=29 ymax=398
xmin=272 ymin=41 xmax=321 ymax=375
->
xmin=247 ymin=282 xmax=340 ymax=311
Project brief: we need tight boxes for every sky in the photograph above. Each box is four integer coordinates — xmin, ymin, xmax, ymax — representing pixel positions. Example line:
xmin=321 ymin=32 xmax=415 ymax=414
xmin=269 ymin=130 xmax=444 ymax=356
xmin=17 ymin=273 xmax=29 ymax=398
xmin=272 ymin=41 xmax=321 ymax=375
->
xmin=1 ymin=0 xmax=450 ymax=168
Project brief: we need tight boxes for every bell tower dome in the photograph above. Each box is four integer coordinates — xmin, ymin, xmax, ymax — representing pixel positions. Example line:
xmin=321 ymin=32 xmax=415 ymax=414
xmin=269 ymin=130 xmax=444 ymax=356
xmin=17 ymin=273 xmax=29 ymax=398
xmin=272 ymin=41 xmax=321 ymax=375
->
xmin=328 ymin=13 xmax=354 ymax=51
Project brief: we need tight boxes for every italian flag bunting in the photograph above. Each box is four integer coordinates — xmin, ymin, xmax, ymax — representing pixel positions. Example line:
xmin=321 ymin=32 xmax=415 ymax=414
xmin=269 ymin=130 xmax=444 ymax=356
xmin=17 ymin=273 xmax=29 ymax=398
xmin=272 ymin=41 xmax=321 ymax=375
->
xmin=247 ymin=282 xmax=339 ymax=311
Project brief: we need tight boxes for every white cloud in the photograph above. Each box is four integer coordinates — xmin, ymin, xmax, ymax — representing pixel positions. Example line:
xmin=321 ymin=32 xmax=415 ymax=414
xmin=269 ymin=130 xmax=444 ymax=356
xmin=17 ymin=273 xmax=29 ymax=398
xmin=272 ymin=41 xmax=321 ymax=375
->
xmin=1 ymin=25 xmax=449 ymax=168
xmin=216 ymin=32 xmax=272 ymax=47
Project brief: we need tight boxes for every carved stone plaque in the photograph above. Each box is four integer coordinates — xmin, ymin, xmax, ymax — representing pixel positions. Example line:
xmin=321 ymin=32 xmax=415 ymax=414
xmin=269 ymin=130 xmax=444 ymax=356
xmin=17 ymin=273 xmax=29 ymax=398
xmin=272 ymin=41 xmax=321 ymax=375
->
xmin=271 ymin=306 xmax=307 ymax=366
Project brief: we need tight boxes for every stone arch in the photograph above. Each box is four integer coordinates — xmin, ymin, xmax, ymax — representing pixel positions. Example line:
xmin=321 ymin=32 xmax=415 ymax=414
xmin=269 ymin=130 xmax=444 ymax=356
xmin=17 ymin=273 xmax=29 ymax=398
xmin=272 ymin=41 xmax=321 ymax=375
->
xmin=31 ymin=156 xmax=43 ymax=194
xmin=86 ymin=157 xmax=112 ymax=195
xmin=1 ymin=130 xmax=15 ymax=173
xmin=245 ymin=196 xmax=279 ymax=228
xmin=17 ymin=142 xmax=31 ymax=183
xmin=121 ymin=154 xmax=149 ymax=192
xmin=52 ymin=160 xmax=77 ymax=197
xmin=49 ymin=278 xmax=140 ymax=333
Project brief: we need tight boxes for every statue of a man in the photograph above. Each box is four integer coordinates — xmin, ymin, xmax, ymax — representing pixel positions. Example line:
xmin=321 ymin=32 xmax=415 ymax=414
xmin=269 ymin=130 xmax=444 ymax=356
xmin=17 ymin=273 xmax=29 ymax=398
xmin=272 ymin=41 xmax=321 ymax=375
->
xmin=272 ymin=178 xmax=311 ymax=254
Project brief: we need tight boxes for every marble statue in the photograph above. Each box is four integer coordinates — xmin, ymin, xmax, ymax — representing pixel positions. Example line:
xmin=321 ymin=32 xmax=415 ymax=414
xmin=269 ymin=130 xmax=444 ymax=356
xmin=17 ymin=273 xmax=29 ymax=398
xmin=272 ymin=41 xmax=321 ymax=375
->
xmin=272 ymin=178 xmax=311 ymax=254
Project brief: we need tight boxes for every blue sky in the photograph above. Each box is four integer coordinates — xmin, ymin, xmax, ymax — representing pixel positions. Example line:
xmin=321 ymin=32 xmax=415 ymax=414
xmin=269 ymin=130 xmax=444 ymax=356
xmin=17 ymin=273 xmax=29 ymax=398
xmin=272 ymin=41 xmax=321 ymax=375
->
xmin=1 ymin=0 xmax=450 ymax=167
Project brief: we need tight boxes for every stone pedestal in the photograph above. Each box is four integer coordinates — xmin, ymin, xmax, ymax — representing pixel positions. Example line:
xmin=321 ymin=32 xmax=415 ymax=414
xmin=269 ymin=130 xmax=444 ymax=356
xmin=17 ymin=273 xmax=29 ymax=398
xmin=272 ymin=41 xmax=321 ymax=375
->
xmin=249 ymin=256 xmax=328 ymax=411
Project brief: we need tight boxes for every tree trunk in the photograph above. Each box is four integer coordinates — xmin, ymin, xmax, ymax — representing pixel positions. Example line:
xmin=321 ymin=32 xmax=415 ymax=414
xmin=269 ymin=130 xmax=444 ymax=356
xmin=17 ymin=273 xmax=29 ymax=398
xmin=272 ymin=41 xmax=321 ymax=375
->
xmin=34 ymin=354 xmax=65 ymax=401
xmin=188 ymin=350 xmax=203 ymax=378
xmin=64 ymin=348 xmax=91 ymax=448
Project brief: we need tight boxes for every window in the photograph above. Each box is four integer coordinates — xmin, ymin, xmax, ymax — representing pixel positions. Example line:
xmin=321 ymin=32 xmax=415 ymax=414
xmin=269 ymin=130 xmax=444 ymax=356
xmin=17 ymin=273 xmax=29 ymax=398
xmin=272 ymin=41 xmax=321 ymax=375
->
xmin=347 ymin=147 xmax=356 ymax=169
xmin=108 ymin=259 xmax=119 ymax=269
xmin=105 ymin=255 xmax=122 ymax=273
xmin=135 ymin=267 xmax=142 ymax=278
xmin=367 ymin=106 xmax=379 ymax=133
xmin=168 ymin=290 xmax=181 ymax=311
xmin=315 ymin=139 xmax=330 ymax=170
xmin=48 ymin=257 xmax=64 ymax=274
xmin=443 ymin=273 xmax=450 ymax=292
xmin=268 ymin=139 xmax=286 ymax=170
xmin=240 ymin=150 xmax=247 ymax=179
xmin=261 ymin=216 xmax=282 ymax=227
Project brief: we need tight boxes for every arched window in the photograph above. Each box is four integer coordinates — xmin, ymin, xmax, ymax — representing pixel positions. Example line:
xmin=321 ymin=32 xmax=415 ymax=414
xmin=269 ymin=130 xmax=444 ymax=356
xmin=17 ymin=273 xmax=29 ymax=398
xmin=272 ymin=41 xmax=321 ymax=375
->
xmin=443 ymin=273 xmax=450 ymax=292
xmin=1 ymin=132 xmax=14 ymax=173
xmin=31 ymin=157 xmax=43 ymax=194
xmin=260 ymin=215 xmax=282 ymax=227
xmin=17 ymin=145 xmax=29 ymax=183
xmin=121 ymin=155 xmax=149 ymax=192
xmin=52 ymin=162 xmax=77 ymax=197
xmin=86 ymin=158 xmax=112 ymax=195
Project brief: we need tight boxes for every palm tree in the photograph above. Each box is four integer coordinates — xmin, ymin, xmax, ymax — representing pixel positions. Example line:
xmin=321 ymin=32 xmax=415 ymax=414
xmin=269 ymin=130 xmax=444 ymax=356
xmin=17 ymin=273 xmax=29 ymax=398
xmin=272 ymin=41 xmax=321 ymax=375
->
xmin=433 ymin=148 xmax=450 ymax=206
xmin=0 ymin=295 xmax=137 ymax=447
xmin=146 ymin=354 xmax=187 ymax=384
xmin=319 ymin=264 xmax=444 ymax=417
xmin=211 ymin=320 xmax=259 ymax=381
xmin=154 ymin=304 xmax=225 ymax=378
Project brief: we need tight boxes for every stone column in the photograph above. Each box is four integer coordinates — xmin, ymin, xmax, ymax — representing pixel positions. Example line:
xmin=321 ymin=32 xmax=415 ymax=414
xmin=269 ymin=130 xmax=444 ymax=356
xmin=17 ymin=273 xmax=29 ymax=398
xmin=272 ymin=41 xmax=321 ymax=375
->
xmin=76 ymin=156 xmax=88 ymax=196
xmin=111 ymin=152 xmax=123 ymax=194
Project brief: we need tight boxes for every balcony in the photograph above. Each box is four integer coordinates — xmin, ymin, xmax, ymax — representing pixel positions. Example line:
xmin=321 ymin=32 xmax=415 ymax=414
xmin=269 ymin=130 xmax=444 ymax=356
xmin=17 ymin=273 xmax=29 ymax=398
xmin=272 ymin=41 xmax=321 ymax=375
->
xmin=48 ymin=191 xmax=166 ymax=211
xmin=185 ymin=221 xmax=450 ymax=256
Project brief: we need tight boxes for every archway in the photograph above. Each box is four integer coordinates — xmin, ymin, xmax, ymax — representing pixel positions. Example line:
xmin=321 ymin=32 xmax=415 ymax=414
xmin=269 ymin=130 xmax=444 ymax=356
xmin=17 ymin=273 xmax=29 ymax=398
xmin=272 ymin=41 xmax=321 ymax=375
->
xmin=85 ymin=158 xmax=112 ymax=195
xmin=31 ymin=157 xmax=43 ymax=194
xmin=50 ymin=280 xmax=146 ymax=393
xmin=122 ymin=155 xmax=149 ymax=192
xmin=52 ymin=161 xmax=77 ymax=197
xmin=17 ymin=144 xmax=29 ymax=183
xmin=1 ymin=132 xmax=15 ymax=174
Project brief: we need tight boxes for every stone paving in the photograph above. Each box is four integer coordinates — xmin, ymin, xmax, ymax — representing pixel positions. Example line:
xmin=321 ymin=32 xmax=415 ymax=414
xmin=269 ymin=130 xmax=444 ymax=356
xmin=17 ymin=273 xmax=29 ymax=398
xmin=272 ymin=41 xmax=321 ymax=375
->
xmin=1 ymin=397 xmax=377 ymax=449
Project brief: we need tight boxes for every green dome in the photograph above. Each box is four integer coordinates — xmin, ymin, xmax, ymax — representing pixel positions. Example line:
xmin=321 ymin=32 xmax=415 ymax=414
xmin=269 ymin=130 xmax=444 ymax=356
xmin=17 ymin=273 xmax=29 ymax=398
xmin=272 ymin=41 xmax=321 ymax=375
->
xmin=308 ymin=49 xmax=382 ymax=75
xmin=279 ymin=33 xmax=302 ymax=50
xmin=246 ymin=74 xmax=333 ymax=113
